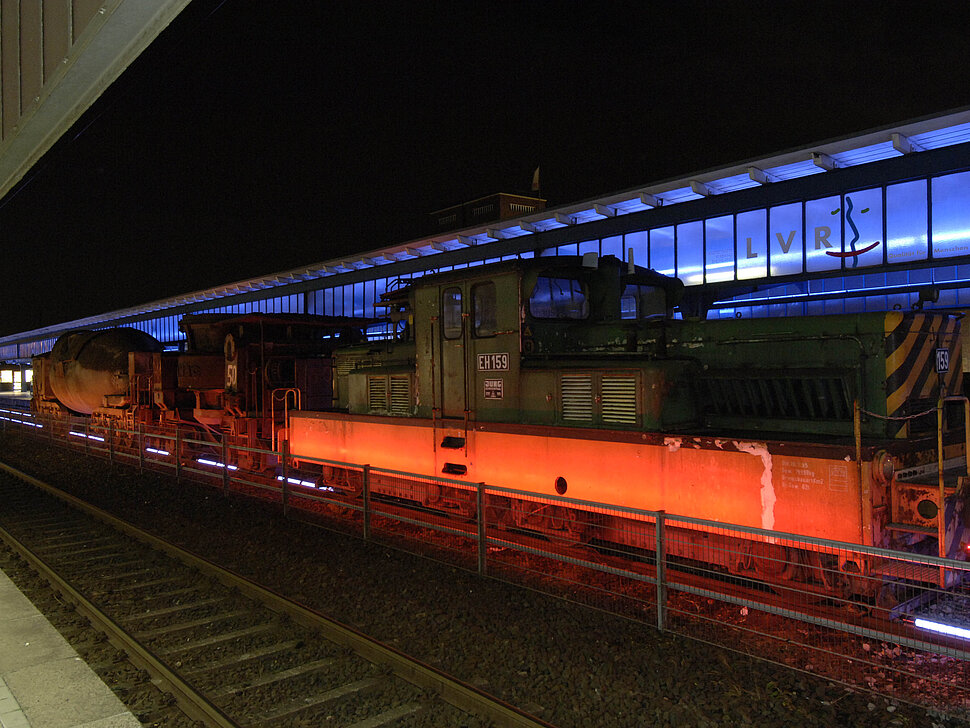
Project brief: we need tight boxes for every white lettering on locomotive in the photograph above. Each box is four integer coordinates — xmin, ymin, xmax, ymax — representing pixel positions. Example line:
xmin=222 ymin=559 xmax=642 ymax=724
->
xmin=477 ymin=353 xmax=509 ymax=371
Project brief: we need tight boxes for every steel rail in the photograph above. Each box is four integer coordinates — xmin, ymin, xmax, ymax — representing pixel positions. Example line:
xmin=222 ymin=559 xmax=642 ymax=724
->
xmin=0 ymin=516 xmax=237 ymax=727
xmin=0 ymin=459 xmax=556 ymax=728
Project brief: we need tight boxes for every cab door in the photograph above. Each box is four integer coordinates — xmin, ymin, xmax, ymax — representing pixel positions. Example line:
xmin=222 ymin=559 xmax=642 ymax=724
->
xmin=468 ymin=277 xmax=519 ymax=421
xmin=437 ymin=284 xmax=467 ymax=419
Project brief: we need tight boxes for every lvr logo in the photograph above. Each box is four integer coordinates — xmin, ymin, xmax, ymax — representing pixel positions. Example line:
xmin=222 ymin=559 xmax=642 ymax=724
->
xmin=824 ymin=196 xmax=881 ymax=268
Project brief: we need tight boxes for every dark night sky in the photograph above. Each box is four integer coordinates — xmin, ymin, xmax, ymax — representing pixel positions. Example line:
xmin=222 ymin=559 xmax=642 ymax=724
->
xmin=2 ymin=0 xmax=970 ymax=337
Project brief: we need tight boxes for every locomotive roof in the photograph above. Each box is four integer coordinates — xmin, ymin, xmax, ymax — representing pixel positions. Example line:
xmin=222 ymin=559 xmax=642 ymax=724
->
xmin=380 ymin=255 xmax=683 ymax=303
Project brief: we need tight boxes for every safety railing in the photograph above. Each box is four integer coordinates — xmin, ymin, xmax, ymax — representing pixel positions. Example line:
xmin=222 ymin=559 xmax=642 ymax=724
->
xmin=2 ymin=408 xmax=969 ymax=718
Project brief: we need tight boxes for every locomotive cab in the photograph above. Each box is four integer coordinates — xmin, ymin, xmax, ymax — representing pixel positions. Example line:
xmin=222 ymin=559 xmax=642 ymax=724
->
xmin=335 ymin=255 xmax=695 ymax=431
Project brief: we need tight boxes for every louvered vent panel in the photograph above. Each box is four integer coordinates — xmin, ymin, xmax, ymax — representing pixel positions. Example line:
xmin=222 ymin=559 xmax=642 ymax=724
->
xmin=389 ymin=377 xmax=410 ymax=415
xmin=602 ymin=376 xmax=638 ymax=424
xmin=367 ymin=377 xmax=387 ymax=411
xmin=696 ymin=375 xmax=852 ymax=421
xmin=336 ymin=359 xmax=356 ymax=377
xmin=561 ymin=375 xmax=593 ymax=421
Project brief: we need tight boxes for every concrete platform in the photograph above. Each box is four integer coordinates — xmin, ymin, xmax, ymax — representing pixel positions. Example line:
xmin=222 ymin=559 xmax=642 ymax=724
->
xmin=0 ymin=569 xmax=140 ymax=728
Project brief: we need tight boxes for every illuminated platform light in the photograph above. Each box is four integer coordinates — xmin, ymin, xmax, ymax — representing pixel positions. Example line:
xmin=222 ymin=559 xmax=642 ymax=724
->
xmin=0 ymin=408 xmax=37 ymax=418
xmin=146 ymin=447 xmax=170 ymax=456
xmin=276 ymin=475 xmax=319 ymax=488
xmin=0 ymin=415 xmax=36 ymax=426
xmin=197 ymin=458 xmax=238 ymax=471
xmin=0 ymin=413 xmax=43 ymax=428
xmin=69 ymin=431 xmax=103 ymax=440
xmin=914 ymin=618 xmax=970 ymax=641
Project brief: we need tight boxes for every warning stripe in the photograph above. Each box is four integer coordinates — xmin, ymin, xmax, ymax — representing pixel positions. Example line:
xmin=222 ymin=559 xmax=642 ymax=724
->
xmin=885 ymin=313 xmax=962 ymax=424
xmin=885 ymin=313 xmax=929 ymax=416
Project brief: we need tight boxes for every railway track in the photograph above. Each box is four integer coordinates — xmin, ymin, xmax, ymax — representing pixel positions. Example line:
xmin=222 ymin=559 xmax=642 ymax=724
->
xmin=0 ymin=461 xmax=554 ymax=728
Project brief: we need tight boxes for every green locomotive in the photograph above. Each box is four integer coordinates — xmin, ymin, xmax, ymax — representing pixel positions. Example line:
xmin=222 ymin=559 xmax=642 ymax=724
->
xmin=286 ymin=254 xmax=967 ymax=588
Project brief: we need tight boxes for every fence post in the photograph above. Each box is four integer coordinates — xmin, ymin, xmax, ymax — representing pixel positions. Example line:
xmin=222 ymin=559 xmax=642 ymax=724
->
xmin=108 ymin=420 xmax=114 ymax=465
xmin=138 ymin=423 xmax=144 ymax=472
xmin=477 ymin=483 xmax=487 ymax=576
xmin=362 ymin=465 xmax=371 ymax=540
xmin=222 ymin=435 xmax=230 ymax=497
xmin=84 ymin=421 xmax=90 ymax=455
xmin=175 ymin=425 xmax=181 ymax=484
xmin=281 ymin=440 xmax=290 ymax=517
xmin=655 ymin=511 xmax=667 ymax=633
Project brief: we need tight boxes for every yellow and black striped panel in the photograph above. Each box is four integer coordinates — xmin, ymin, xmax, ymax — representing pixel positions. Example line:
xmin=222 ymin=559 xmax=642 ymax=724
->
xmin=884 ymin=312 xmax=963 ymax=438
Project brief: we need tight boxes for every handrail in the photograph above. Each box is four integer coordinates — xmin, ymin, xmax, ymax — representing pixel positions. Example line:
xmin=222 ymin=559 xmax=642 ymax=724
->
xmin=270 ymin=387 xmax=301 ymax=451
xmin=939 ymin=396 xmax=970 ymax=566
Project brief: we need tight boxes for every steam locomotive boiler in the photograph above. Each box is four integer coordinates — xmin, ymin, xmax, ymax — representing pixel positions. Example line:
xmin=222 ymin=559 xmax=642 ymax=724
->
xmin=285 ymin=255 xmax=969 ymax=594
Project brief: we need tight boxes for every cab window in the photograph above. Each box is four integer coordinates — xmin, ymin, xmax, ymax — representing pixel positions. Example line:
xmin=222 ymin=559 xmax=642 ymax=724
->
xmin=473 ymin=282 xmax=497 ymax=337
xmin=529 ymin=276 xmax=588 ymax=319
xmin=442 ymin=287 xmax=462 ymax=339
xmin=620 ymin=284 xmax=667 ymax=320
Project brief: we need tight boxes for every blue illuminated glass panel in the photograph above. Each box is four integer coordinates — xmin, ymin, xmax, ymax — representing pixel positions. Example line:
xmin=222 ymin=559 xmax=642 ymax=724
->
xmin=352 ymin=283 xmax=365 ymax=317
xmin=344 ymin=285 xmax=354 ymax=316
xmin=769 ymin=203 xmax=803 ymax=276
xmin=650 ymin=227 xmax=675 ymax=276
xmin=578 ymin=239 xmax=598 ymax=256
xmin=886 ymin=180 xmax=927 ymax=263
xmin=704 ymin=215 xmax=734 ymax=283
xmin=374 ymin=278 xmax=387 ymax=312
xmin=363 ymin=280 xmax=375 ymax=317
xmin=805 ymin=196 xmax=841 ymax=272
xmin=676 ymin=221 xmax=703 ymax=285
xmin=932 ymin=171 xmax=970 ymax=259
xmin=624 ymin=231 xmax=647 ymax=268
xmin=736 ymin=209 xmax=767 ymax=280
xmin=842 ymin=188 xmax=883 ymax=269
xmin=602 ymin=235 xmax=623 ymax=260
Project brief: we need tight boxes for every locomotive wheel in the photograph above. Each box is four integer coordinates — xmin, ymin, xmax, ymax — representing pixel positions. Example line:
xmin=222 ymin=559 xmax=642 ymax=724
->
xmin=546 ymin=505 xmax=588 ymax=544
xmin=484 ymin=495 xmax=512 ymax=528
xmin=748 ymin=542 xmax=790 ymax=579
xmin=336 ymin=468 xmax=363 ymax=496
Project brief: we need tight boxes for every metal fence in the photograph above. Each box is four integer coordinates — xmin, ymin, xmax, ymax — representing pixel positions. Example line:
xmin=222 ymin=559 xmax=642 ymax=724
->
xmin=2 ymin=406 xmax=969 ymax=717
